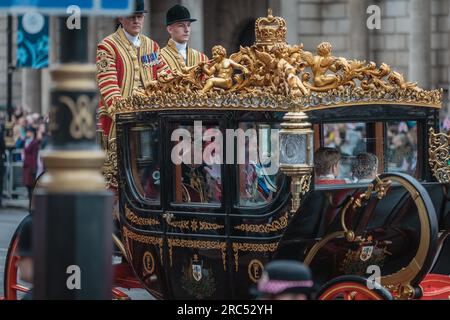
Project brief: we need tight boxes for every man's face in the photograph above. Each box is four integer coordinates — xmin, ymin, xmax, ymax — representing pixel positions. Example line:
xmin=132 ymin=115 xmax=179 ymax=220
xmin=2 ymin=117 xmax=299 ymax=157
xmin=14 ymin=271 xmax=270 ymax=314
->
xmin=332 ymin=162 xmax=340 ymax=178
xmin=167 ymin=21 xmax=191 ymax=44
xmin=119 ymin=14 xmax=145 ymax=36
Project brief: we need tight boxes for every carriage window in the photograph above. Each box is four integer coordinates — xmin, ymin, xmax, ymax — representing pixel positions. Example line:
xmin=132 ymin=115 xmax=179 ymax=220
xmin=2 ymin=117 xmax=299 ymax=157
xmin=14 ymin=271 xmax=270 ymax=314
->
xmin=322 ymin=123 xmax=367 ymax=182
xmin=386 ymin=121 xmax=417 ymax=175
xmin=172 ymin=123 xmax=222 ymax=204
xmin=129 ymin=124 xmax=160 ymax=203
xmin=237 ymin=122 xmax=283 ymax=207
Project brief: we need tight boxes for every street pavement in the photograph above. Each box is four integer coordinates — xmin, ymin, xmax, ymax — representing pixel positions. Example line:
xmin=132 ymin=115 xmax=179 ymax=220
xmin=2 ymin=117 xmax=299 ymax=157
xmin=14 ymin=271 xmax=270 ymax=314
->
xmin=0 ymin=198 xmax=153 ymax=300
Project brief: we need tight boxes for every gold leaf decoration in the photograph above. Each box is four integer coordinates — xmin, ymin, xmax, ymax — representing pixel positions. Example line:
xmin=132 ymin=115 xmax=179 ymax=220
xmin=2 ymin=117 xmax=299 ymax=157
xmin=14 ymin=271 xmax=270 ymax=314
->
xmin=125 ymin=207 xmax=160 ymax=226
xmin=234 ymin=212 xmax=289 ymax=233
xmin=232 ymin=242 xmax=279 ymax=272
xmin=429 ymin=128 xmax=450 ymax=183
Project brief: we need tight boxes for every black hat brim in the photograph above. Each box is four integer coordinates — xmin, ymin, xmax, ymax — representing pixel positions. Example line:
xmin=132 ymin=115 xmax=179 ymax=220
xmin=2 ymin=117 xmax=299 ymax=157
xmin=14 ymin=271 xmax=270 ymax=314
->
xmin=250 ymin=284 xmax=318 ymax=299
xmin=166 ymin=18 xmax=197 ymax=26
xmin=134 ymin=10 xmax=148 ymax=13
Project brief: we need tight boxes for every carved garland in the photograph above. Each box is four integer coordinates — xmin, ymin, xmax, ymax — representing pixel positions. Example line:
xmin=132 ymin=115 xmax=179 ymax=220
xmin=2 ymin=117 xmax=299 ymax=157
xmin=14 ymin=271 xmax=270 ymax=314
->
xmin=167 ymin=218 xmax=224 ymax=232
xmin=125 ymin=206 xmax=160 ymax=227
xmin=103 ymin=138 xmax=118 ymax=189
xmin=429 ymin=128 xmax=450 ymax=184
xmin=234 ymin=212 xmax=289 ymax=233
xmin=232 ymin=242 xmax=279 ymax=272
xmin=167 ymin=238 xmax=227 ymax=271
xmin=122 ymin=226 xmax=164 ymax=266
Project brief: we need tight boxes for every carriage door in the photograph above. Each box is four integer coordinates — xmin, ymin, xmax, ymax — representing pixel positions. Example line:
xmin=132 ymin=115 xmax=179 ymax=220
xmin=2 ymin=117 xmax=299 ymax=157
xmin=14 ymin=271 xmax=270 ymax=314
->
xmin=162 ymin=115 xmax=230 ymax=299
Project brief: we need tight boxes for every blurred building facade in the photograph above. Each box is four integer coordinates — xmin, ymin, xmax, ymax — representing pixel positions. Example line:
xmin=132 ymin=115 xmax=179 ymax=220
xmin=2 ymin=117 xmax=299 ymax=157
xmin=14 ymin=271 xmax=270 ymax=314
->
xmin=0 ymin=0 xmax=449 ymax=119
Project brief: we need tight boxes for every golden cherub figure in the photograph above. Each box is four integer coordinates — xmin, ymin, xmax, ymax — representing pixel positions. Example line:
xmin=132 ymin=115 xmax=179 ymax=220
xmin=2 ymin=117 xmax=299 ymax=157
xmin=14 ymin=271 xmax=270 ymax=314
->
xmin=301 ymin=41 xmax=339 ymax=88
xmin=271 ymin=44 xmax=309 ymax=96
xmin=200 ymin=45 xmax=249 ymax=94
xmin=254 ymin=44 xmax=309 ymax=96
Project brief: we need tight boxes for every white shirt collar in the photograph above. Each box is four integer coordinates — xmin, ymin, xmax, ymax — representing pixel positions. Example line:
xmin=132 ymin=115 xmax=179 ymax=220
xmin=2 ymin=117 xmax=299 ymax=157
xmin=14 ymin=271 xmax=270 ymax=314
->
xmin=317 ymin=174 xmax=336 ymax=180
xmin=174 ymin=40 xmax=187 ymax=60
xmin=124 ymin=29 xmax=141 ymax=47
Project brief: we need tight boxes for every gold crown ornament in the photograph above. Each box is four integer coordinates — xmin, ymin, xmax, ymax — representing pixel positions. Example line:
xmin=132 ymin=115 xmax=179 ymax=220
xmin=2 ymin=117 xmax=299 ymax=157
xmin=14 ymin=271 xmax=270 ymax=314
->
xmin=255 ymin=8 xmax=287 ymax=46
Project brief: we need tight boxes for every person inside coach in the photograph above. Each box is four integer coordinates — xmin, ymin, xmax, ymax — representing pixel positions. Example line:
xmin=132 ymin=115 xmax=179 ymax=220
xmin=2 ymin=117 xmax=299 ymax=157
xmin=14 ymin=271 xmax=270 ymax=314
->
xmin=351 ymin=152 xmax=378 ymax=183
xmin=314 ymin=147 xmax=346 ymax=185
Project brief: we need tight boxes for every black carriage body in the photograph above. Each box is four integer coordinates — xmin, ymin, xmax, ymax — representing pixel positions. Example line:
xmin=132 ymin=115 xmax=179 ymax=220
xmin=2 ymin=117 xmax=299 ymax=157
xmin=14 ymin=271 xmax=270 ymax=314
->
xmin=116 ymin=110 xmax=291 ymax=299
xmin=115 ymin=101 xmax=450 ymax=299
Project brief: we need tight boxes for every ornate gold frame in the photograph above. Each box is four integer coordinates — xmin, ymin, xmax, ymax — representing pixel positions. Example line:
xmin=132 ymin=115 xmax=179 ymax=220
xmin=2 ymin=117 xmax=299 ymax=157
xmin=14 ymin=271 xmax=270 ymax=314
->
xmin=234 ymin=212 xmax=289 ymax=233
xmin=167 ymin=238 xmax=227 ymax=271
xmin=122 ymin=226 xmax=164 ymax=267
xmin=429 ymin=128 xmax=450 ymax=184
xmin=232 ymin=242 xmax=279 ymax=272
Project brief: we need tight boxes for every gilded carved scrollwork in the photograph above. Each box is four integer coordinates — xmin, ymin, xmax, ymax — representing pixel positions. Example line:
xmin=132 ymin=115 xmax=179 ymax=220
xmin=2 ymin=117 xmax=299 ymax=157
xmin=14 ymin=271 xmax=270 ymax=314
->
xmin=103 ymin=138 xmax=118 ymax=189
xmin=234 ymin=212 xmax=289 ymax=233
xmin=122 ymin=226 xmax=163 ymax=266
xmin=167 ymin=238 xmax=227 ymax=271
xmin=108 ymin=10 xmax=441 ymax=117
xmin=125 ymin=206 xmax=160 ymax=227
xmin=429 ymin=128 xmax=450 ymax=183
xmin=167 ymin=218 xmax=224 ymax=232
xmin=232 ymin=242 xmax=279 ymax=272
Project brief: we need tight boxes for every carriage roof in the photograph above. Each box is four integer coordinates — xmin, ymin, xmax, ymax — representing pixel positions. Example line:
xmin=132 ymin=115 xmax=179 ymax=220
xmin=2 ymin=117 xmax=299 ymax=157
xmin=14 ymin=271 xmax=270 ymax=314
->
xmin=111 ymin=9 xmax=442 ymax=120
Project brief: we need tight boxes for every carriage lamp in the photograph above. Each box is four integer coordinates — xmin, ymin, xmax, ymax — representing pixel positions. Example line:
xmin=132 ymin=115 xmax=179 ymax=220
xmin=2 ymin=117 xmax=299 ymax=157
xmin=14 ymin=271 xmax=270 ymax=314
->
xmin=279 ymin=111 xmax=314 ymax=214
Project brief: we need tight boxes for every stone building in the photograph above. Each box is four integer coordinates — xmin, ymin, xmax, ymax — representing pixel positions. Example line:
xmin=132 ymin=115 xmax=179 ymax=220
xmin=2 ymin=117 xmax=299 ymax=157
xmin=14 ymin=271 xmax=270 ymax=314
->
xmin=0 ymin=0 xmax=449 ymax=120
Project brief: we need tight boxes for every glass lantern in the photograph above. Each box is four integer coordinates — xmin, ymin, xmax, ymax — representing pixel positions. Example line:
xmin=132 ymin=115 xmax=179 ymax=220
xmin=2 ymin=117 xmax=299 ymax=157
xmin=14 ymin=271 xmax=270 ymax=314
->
xmin=279 ymin=111 xmax=314 ymax=213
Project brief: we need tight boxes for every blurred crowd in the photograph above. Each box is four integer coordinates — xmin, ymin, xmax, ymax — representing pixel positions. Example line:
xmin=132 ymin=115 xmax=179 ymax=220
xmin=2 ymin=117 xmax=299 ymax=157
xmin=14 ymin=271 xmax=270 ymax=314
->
xmin=323 ymin=121 xmax=418 ymax=178
xmin=0 ymin=106 xmax=49 ymax=201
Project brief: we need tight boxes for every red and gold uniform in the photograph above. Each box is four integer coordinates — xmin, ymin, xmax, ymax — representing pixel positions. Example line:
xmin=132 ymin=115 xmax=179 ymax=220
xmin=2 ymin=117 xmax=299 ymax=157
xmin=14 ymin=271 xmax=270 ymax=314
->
xmin=160 ymin=38 xmax=208 ymax=73
xmin=96 ymin=26 xmax=171 ymax=141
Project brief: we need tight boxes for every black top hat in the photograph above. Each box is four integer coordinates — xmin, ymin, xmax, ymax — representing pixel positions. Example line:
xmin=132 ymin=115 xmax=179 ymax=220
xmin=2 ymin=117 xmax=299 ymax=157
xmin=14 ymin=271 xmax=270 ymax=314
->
xmin=17 ymin=215 xmax=33 ymax=257
xmin=251 ymin=260 xmax=317 ymax=298
xmin=134 ymin=0 xmax=148 ymax=14
xmin=166 ymin=4 xmax=197 ymax=26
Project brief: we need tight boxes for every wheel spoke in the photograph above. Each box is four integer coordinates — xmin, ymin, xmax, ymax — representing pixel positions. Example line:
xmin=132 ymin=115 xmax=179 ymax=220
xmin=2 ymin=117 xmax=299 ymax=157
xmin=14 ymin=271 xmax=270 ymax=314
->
xmin=11 ymin=285 xmax=30 ymax=293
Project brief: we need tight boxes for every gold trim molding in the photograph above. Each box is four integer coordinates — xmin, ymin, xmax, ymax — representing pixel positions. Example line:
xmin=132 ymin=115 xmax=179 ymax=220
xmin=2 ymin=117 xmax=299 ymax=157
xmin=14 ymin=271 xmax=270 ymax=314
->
xmin=429 ymin=128 xmax=450 ymax=184
xmin=103 ymin=138 xmax=118 ymax=189
xmin=234 ymin=212 xmax=289 ymax=233
xmin=122 ymin=226 xmax=164 ymax=266
xmin=167 ymin=218 xmax=224 ymax=232
xmin=232 ymin=242 xmax=279 ymax=272
xmin=167 ymin=238 xmax=227 ymax=271
xmin=125 ymin=206 xmax=160 ymax=227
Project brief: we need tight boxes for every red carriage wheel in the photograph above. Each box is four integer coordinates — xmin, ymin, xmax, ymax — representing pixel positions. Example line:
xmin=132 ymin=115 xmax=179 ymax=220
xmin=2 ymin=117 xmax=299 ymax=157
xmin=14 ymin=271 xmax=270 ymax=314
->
xmin=3 ymin=218 xmax=31 ymax=300
xmin=316 ymin=275 xmax=393 ymax=300
xmin=4 ymin=216 xmax=141 ymax=300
